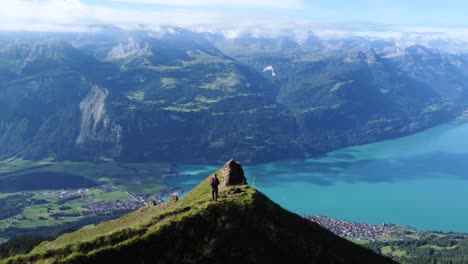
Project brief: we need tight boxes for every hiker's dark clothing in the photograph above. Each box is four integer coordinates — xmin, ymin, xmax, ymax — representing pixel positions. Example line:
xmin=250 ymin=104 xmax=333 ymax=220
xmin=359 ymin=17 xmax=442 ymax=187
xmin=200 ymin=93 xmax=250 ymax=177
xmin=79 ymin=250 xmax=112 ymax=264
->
xmin=210 ymin=176 xmax=220 ymax=201
xmin=211 ymin=187 xmax=218 ymax=201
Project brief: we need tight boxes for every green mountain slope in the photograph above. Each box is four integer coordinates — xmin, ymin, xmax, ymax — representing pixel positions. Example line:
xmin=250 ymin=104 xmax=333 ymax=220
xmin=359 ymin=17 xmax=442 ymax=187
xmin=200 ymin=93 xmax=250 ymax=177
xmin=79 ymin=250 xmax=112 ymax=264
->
xmin=216 ymin=36 xmax=468 ymax=154
xmin=0 ymin=33 xmax=305 ymax=164
xmin=2 ymin=31 xmax=468 ymax=164
xmin=2 ymin=160 xmax=395 ymax=264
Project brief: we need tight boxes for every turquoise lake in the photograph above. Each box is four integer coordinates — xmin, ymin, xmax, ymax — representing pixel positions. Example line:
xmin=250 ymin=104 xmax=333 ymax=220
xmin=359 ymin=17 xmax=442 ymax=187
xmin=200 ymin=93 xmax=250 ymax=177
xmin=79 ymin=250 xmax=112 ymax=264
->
xmin=166 ymin=121 xmax=468 ymax=232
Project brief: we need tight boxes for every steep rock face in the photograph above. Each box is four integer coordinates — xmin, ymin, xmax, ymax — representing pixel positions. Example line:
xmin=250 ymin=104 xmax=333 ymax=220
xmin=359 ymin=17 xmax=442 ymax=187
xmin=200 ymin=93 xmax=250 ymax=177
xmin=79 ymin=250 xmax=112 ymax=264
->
xmin=74 ymin=86 xmax=123 ymax=160
xmin=76 ymin=86 xmax=109 ymax=144
xmin=106 ymin=37 xmax=152 ymax=61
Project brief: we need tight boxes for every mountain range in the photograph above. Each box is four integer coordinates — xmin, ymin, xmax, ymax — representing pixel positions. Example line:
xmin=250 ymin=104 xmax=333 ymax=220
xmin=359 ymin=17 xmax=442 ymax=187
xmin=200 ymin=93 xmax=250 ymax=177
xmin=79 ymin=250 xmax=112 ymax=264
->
xmin=1 ymin=27 xmax=468 ymax=164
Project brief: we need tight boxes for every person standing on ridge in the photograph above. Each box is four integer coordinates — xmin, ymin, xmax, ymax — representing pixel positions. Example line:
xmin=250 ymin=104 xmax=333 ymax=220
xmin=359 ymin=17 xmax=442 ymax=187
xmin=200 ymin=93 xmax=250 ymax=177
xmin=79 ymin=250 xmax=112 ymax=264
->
xmin=210 ymin=173 xmax=220 ymax=201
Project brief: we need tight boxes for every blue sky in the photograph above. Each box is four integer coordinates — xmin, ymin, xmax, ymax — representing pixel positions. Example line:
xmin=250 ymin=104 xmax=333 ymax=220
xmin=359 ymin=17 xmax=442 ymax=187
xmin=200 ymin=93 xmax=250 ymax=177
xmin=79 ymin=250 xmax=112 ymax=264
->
xmin=304 ymin=0 xmax=467 ymax=26
xmin=0 ymin=0 xmax=467 ymax=39
xmin=76 ymin=0 xmax=468 ymax=26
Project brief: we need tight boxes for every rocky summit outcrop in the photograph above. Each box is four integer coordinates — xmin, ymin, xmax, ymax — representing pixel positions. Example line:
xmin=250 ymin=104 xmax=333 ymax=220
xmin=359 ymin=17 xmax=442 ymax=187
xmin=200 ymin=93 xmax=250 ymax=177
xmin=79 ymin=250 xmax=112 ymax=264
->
xmin=219 ymin=159 xmax=248 ymax=187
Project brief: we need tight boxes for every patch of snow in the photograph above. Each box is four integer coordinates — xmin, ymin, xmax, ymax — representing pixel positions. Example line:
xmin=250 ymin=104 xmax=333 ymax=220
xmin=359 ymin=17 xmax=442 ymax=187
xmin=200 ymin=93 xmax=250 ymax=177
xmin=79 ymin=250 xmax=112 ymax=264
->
xmin=262 ymin=65 xmax=276 ymax=77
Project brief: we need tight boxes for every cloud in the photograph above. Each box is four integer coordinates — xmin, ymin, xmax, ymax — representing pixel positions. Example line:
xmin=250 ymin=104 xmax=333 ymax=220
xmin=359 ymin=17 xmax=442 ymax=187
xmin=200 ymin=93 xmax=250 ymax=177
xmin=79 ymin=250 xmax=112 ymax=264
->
xmin=0 ymin=0 xmax=309 ymax=33
xmin=105 ymin=0 xmax=305 ymax=9
xmin=2 ymin=0 xmax=468 ymax=47
xmin=0 ymin=0 xmax=99 ymax=31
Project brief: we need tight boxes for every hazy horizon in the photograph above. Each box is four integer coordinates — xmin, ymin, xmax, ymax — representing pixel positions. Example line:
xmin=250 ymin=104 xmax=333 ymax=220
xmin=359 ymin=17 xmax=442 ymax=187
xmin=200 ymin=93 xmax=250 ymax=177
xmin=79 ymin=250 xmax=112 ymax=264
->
xmin=1 ymin=0 xmax=468 ymax=42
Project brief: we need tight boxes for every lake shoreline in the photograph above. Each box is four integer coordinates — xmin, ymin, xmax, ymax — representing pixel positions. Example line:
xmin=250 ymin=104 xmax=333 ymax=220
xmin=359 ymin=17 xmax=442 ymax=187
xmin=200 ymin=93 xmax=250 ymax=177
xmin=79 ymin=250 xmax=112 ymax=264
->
xmin=169 ymin=120 xmax=468 ymax=233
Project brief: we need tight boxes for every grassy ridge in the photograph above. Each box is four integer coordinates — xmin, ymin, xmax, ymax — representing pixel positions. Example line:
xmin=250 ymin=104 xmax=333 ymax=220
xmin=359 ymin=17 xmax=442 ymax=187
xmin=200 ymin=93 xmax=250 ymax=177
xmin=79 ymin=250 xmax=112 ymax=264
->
xmin=1 ymin=166 xmax=394 ymax=264
xmin=31 ymin=167 xmax=225 ymax=253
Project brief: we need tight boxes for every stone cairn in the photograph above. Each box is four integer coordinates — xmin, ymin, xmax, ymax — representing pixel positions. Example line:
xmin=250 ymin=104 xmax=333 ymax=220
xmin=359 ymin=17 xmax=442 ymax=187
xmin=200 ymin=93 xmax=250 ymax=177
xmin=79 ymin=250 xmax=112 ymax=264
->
xmin=219 ymin=159 xmax=248 ymax=188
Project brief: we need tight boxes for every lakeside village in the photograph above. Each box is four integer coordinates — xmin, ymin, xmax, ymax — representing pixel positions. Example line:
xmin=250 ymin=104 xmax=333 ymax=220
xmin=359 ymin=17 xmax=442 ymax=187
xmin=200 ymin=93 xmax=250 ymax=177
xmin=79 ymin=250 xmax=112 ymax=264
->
xmin=38 ymin=166 xmax=182 ymax=217
xmin=41 ymin=181 xmax=182 ymax=217
xmin=39 ymin=164 xmax=181 ymax=218
xmin=305 ymin=215 xmax=398 ymax=242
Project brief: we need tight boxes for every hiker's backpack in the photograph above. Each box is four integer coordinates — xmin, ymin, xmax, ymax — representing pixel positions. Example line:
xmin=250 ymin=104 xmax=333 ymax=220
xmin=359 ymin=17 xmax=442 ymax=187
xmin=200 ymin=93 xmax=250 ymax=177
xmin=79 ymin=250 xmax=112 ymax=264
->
xmin=210 ymin=177 xmax=218 ymax=186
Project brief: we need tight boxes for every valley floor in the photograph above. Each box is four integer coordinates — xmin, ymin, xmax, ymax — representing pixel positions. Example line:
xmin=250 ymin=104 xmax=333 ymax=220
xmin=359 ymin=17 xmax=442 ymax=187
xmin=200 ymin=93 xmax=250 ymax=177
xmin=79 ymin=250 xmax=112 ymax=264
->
xmin=0 ymin=158 xmax=179 ymax=239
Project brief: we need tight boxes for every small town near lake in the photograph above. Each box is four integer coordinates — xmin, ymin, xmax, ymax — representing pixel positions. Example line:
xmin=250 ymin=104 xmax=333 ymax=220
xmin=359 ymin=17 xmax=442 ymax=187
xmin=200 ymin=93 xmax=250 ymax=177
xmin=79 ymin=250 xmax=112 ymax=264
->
xmin=305 ymin=215 xmax=397 ymax=242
